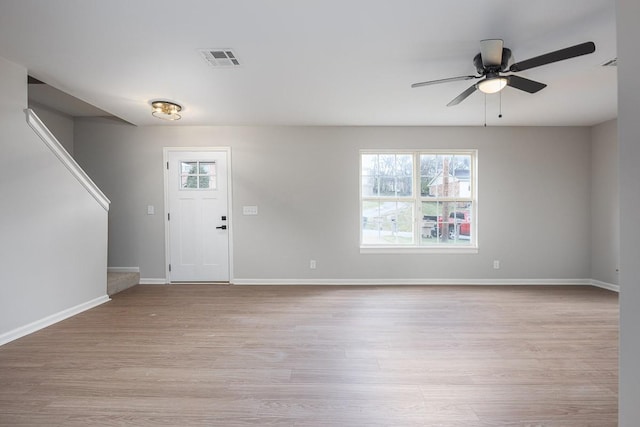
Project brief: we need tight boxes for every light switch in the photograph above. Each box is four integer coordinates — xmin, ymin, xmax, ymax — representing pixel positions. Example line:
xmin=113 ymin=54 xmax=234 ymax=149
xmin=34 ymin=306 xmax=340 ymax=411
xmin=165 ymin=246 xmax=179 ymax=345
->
xmin=147 ymin=205 xmax=155 ymax=215
xmin=242 ymin=205 xmax=258 ymax=215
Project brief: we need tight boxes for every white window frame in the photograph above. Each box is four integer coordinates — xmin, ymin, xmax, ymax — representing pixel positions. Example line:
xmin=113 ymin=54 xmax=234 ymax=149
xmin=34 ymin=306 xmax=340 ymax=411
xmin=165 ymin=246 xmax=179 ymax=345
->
xmin=359 ymin=149 xmax=478 ymax=254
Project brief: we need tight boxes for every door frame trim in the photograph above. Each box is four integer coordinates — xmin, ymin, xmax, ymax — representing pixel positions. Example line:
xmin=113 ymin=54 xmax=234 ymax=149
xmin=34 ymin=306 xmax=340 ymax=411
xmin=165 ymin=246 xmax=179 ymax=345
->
xmin=162 ymin=147 xmax=234 ymax=284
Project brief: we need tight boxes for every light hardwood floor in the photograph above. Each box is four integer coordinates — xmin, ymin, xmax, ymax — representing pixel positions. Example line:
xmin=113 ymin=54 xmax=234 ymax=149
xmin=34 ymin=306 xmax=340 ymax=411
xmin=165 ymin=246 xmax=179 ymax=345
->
xmin=0 ymin=285 xmax=618 ymax=426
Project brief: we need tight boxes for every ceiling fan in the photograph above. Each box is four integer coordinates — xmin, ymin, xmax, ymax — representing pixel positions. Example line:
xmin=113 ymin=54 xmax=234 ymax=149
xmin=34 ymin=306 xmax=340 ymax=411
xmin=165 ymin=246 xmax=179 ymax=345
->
xmin=411 ymin=40 xmax=596 ymax=106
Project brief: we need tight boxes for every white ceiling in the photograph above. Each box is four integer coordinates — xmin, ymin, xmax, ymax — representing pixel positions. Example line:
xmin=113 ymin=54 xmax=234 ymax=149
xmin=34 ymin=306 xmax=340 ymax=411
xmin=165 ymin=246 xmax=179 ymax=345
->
xmin=0 ymin=0 xmax=617 ymax=127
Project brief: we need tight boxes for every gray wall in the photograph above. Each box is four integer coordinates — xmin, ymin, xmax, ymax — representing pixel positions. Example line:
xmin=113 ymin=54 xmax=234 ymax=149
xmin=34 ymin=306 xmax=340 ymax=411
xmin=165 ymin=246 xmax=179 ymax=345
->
xmin=74 ymin=120 xmax=592 ymax=283
xmin=617 ymin=0 xmax=640 ymax=423
xmin=590 ymin=119 xmax=619 ymax=285
xmin=0 ymin=56 xmax=108 ymax=338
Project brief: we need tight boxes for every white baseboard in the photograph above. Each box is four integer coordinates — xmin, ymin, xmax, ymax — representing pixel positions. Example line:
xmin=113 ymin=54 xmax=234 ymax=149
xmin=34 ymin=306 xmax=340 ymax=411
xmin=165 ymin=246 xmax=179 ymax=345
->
xmin=0 ymin=295 xmax=110 ymax=347
xmin=139 ymin=278 xmax=168 ymax=285
xmin=590 ymin=279 xmax=620 ymax=292
xmin=125 ymin=275 xmax=620 ymax=291
xmin=107 ymin=267 xmax=140 ymax=274
xmin=232 ymin=278 xmax=593 ymax=286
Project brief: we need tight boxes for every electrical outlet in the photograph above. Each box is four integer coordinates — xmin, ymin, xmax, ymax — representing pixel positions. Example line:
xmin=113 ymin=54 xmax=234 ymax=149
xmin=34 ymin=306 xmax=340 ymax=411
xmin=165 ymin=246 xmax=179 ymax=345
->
xmin=310 ymin=260 xmax=317 ymax=269
xmin=493 ymin=260 xmax=500 ymax=269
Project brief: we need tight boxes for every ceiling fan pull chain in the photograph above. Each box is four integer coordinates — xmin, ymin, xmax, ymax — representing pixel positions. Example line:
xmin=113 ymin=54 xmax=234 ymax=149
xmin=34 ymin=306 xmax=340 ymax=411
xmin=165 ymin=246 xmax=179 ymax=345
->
xmin=484 ymin=93 xmax=487 ymax=127
xmin=499 ymin=91 xmax=503 ymax=119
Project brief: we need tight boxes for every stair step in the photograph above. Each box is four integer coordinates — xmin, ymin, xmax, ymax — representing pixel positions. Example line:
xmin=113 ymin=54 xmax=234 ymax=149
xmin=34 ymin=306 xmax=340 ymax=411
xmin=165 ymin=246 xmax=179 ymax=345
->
xmin=107 ymin=272 xmax=139 ymax=296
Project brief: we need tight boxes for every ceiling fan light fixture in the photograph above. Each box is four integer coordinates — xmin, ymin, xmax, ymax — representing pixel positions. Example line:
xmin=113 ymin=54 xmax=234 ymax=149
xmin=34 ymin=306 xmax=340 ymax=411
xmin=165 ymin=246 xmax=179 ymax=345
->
xmin=151 ymin=101 xmax=182 ymax=120
xmin=477 ymin=77 xmax=507 ymax=94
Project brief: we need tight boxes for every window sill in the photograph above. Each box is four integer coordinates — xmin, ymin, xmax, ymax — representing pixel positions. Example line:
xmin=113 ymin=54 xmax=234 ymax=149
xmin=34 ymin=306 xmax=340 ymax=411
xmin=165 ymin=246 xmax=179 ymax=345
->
xmin=360 ymin=246 xmax=479 ymax=254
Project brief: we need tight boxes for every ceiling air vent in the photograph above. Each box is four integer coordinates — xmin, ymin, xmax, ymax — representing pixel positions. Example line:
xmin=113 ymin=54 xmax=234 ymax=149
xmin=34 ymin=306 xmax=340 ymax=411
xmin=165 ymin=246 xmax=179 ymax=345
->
xmin=199 ymin=49 xmax=241 ymax=67
xmin=602 ymin=57 xmax=617 ymax=67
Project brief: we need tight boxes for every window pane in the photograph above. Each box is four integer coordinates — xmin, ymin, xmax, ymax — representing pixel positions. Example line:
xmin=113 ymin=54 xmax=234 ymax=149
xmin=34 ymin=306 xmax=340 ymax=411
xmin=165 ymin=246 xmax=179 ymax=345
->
xmin=199 ymin=162 xmax=216 ymax=175
xmin=198 ymin=161 xmax=217 ymax=189
xmin=181 ymin=162 xmax=197 ymax=174
xmin=421 ymin=201 xmax=448 ymax=244
xmin=361 ymin=154 xmax=379 ymax=177
xmin=362 ymin=201 xmax=414 ymax=245
xmin=449 ymin=202 xmax=472 ymax=242
xmin=198 ymin=175 xmax=217 ymax=189
xmin=362 ymin=200 xmax=380 ymax=235
xmin=362 ymin=154 xmax=413 ymax=198
xmin=378 ymin=154 xmax=396 ymax=177
xmin=361 ymin=176 xmax=379 ymax=197
xmin=182 ymin=175 xmax=198 ymax=189
xmin=448 ymin=155 xmax=471 ymax=198
xmin=420 ymin=154 xmax=472 ymax=198
xmin=378 ymin=176 xmax=396 ymax=197
xmin=393 ymin=201 xmax=415 ymax=244
xmin=395 ymin=154 xmax=413 ymax=176
xmin=420 ymin=155 xmax=439 ymax=197
xmin=424 ymin=155 xmax=454 ymax=198
xmin=373 ymin=176 xmax=410 ymax=197
xmin=421 ymin=201 xmax=472 ymax=245
xmin=396 ymin=176 xmax=412 ymax=197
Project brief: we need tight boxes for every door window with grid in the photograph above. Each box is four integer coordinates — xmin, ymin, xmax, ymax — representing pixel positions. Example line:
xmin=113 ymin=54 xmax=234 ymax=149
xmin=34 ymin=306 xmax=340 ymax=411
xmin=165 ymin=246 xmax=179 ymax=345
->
xmin=180 ymin=161 xmax=217 ymax=190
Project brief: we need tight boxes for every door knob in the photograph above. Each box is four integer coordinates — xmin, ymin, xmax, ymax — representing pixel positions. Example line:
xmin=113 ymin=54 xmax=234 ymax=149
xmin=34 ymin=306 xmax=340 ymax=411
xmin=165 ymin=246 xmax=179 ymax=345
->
xmin=216 ymin=225 xmax=227 ymax=230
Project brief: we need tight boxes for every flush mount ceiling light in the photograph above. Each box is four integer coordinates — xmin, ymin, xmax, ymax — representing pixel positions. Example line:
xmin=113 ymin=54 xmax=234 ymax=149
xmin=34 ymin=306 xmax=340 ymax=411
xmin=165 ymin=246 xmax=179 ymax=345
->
xmin=477 ymin=76 xmax=507 ymax=94
xmin=151 ymin=101 xmax=182 ymax=120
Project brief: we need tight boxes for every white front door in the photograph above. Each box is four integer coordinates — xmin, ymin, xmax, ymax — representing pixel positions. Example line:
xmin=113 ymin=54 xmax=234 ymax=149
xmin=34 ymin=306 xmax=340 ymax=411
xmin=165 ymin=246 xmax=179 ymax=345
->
xmin=166 ymin=149 xmax=230 ymax=282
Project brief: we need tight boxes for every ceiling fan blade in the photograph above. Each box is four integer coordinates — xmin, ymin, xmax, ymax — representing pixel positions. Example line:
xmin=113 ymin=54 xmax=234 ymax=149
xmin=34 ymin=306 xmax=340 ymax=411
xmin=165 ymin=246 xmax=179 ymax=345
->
xmin=506 ymin=75 xmax=547 ymax=93
xmin=480 ymin=39 xmax=504 ymax=67
xmin=447 ymin=84 xmax=478 ymax=107
xmin=411 ymin=75 xmax=478 ymax=88
xmin=509 ymin=41 xmax=596 ymax=72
